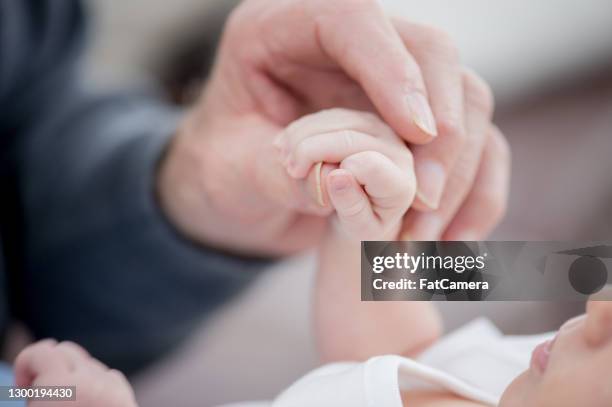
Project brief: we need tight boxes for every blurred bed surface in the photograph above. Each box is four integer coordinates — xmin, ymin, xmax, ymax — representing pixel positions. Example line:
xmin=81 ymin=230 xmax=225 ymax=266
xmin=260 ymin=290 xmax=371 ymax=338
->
xmin=381 ymin=0 xmax=612 ymax=102
xmin=86 ymin=0 xmax=612 ymax=103
xmin=82 ymin=0 xmax=610 ymax=405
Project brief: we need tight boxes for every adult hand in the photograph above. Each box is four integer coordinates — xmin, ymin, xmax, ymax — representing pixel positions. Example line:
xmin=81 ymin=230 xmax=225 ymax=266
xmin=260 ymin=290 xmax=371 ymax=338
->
xmin=157 ymin=0 xmax=508 ymax=255
xmin=401 ymin=68 xmax=511 ymax=241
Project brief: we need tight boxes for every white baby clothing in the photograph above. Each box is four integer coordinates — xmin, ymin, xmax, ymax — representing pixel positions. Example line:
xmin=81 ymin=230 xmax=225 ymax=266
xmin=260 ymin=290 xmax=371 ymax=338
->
xmin=220 ymin=319 xmax=554 ymax=407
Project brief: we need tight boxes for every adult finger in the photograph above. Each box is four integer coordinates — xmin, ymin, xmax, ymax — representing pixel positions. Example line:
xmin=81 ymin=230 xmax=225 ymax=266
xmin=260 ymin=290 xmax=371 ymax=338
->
xmin=394 ymin=20 xmax=467 ymax=210
xmin=443 ymin=126 xmax=511 ymax=240
xmin=400 ymin=70 xmax=492 ymax=240
xmin=312 ymin=0 xmax=437 ymax=143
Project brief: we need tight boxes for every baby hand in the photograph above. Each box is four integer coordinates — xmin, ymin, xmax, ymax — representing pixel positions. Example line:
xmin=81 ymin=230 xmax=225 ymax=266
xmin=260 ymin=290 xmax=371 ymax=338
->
xmin=275 ymin=108 xmax=416 ymax=240
xmin=14 ymin=340 xmax=137 ymax=407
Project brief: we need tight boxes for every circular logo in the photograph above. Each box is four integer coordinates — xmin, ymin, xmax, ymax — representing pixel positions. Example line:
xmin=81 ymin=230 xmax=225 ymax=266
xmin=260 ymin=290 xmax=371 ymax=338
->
xmin=568 ymin=256 xmax=608 ymax=295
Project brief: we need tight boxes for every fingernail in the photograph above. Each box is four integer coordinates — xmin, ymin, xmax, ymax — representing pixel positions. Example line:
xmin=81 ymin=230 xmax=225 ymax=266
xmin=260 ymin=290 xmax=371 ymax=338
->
xmin=330 ymin=173 xmax=351 ymax=192
xmin=415 ymin=160 xmax=446 ymax=210
xmin=400 ymin=232 xmax=412 ymax=241
xmin=406 ymin=93 xmax=437 ymax=137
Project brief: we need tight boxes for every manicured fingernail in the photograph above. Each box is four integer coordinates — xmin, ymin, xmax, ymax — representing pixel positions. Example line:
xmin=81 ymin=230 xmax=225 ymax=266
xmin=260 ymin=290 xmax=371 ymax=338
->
xmin=330 ymin=173 xmax=351 ymax=192
xmin=415 ymin=160 xmax=446 ymax=210
xmin=406 ymin=93 xmax=437 ymax=137
xmin=314 ymin=162 xmax=326 ymax=207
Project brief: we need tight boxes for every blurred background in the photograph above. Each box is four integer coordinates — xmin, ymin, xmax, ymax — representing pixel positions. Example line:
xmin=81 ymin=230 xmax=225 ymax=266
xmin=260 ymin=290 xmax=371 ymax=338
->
xmin=80 ymin=0 xmax=612 ymax=405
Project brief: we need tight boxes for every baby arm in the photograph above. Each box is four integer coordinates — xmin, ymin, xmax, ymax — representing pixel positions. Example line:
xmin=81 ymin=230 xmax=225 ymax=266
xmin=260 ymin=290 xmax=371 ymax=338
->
xmin=14 ymin=340 xmax=137 ymax=407
xmin=277 ymin=109 xmax=442 ymax=363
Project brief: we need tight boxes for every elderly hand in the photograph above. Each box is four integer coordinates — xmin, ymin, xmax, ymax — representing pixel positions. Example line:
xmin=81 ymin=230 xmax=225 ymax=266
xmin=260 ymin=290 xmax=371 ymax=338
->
xmin=158 ymin=0 xmax=510 ymax=255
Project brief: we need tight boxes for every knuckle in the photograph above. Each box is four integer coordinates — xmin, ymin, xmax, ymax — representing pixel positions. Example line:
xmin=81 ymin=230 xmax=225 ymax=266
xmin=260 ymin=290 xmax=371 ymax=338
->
xmin=294 ymin=138 xmax=316 ymax=163
xmin=346 ymin=150 xmax=385 ymax=177
xmin=21 ymin=341 xmax=57 ymax=363
xmin=436 ymin=116 xmax=467 ymax=146
xmin=463 ymin=70 xmax=495 ymax=117
xmin=339 ymin=129 xmax=358 ymax=150
xmin=351 ymin=149 xmax=381 ymax=166
xmin=421 ymin=26 xmax=460 ymax=62
xmin=58 ymin=341 xmax=88 ymax=354
xmin=451 ymin=157 xmax=477 ymax=187
xmin=34 ymin=340 xmax=57 ymax=353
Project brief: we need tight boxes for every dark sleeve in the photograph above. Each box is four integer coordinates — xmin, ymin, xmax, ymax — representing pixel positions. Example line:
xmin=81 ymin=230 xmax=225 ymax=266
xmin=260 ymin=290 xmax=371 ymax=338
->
xmin=1 ymin=0 xmax=265 ymax=374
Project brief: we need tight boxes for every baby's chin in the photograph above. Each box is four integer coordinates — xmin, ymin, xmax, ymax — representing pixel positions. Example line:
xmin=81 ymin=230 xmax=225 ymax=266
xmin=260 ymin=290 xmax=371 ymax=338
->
xmin=498 ymin=370 xmax=532 ymax=407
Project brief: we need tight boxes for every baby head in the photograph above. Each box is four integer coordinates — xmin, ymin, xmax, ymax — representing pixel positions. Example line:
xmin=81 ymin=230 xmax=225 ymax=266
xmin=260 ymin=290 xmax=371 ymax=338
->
xmin=501 ymin=296 xmax=612 ymax=407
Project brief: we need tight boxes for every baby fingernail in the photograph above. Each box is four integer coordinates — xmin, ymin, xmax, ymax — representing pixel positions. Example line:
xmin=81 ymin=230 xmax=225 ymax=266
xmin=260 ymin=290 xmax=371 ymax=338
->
xmin=406 ymin=92 xmax=437 ymax=137
xmin=330 ymin=173 xmax=351 ymax=191
xmin=415 ymin=160 xmax=446 ymax=210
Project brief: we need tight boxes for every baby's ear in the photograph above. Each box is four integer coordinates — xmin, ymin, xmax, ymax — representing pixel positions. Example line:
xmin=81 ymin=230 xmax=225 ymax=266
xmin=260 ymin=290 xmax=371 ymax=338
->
xmin=585 ymin=286 xmax=612 ymax=347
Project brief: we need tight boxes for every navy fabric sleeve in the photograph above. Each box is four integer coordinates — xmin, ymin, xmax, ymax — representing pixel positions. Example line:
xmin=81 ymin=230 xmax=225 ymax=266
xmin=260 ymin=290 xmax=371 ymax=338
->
xmin=0 ymin=240 xmax=6 ymax=347
xmin=1 ymin=0 xmax=266 ymax=374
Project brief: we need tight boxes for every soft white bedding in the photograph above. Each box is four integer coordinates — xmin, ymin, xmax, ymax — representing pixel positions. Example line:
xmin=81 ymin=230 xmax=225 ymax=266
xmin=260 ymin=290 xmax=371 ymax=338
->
xmin=220 ymin=319 xmax=554 ymax=407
